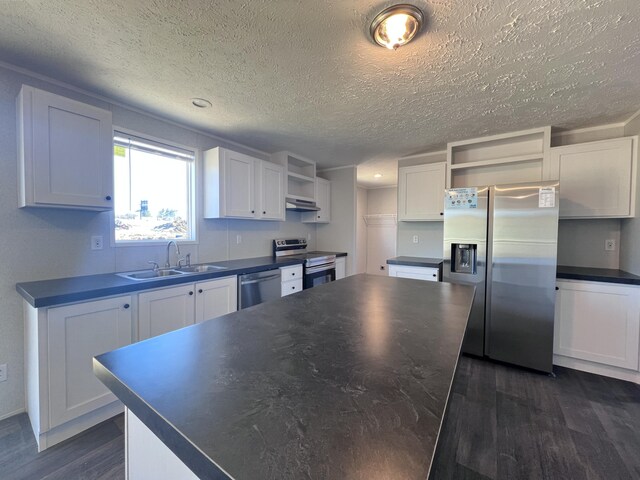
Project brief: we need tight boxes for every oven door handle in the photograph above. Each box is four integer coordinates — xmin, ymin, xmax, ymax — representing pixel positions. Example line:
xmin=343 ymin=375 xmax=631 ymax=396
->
xmin=305 ymin=264 xmax=336 ymax=275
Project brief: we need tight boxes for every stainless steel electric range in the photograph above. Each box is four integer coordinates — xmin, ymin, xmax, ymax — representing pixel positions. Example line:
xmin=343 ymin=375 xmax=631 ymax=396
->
xmin=273 ymin=238 xmax=336 ymax=289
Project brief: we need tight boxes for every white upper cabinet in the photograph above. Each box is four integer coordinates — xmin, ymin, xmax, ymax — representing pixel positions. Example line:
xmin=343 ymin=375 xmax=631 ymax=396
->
xmin=549 ymin=137 xmax=637 ymax=218
xmin=204 ymin=147 xmax=255 ymax=219
xmin=204 ymin=147 xmax=284 ymax=220
xmin=398 ymin=163 xmax=446 ymax=221
xmin=17 ymin=85 xmax=114 ymax=210
xmin=257 ymin=160 xmax=285 ymax=220
xmin=302 ymin=177 xmax=331 ymax=223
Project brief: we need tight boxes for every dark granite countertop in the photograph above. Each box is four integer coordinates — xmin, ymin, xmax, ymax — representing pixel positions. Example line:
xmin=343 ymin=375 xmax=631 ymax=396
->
xmin=94 ymin=274 xmax=475 ymax=480
xmin=556 ymin=265 xmax=640 ymax=286
xmin=16 ymin=256 xmax=304 ymax=308
xmin=387 ymin=256 xmax=444 ymax=268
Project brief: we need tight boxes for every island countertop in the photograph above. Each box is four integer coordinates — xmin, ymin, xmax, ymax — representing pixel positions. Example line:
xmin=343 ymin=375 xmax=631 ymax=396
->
xmin=94 ymin=274 xmax=475 ymax=480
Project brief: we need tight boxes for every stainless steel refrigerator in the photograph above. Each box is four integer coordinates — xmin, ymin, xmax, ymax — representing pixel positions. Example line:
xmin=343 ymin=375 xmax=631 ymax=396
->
xmin=443 ymin=181 xmax=559 ymax=373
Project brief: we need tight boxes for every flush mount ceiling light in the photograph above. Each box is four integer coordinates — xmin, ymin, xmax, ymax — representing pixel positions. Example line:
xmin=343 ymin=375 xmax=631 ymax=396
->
xmin=370 ymin=4 xmax=424 ymax=50
xmin=191 ymin=97 xmax=212 ymax=108
xmin=374 ymin=173 xmax=383 ymax=178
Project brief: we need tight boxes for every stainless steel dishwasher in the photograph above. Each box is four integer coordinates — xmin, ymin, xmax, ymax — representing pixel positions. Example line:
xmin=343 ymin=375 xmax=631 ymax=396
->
xmin=238 ymin=269 xmax=282 ymax=309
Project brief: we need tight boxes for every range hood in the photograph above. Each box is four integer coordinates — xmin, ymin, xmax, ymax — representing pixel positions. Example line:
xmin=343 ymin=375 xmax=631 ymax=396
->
xmin=285 ymin=198 xmax=320 ymax=212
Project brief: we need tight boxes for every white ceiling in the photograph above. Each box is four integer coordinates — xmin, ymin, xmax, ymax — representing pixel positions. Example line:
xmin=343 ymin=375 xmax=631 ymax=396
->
xmin=2 ymin=0 xmax=640 ymax=185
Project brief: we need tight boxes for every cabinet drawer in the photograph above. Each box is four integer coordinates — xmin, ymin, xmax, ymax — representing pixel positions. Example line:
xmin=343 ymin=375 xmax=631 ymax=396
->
xmin=388 ymin=265 xmax=440 ymax=282
xmin=280 ymin=265 xmax=303 ymax=281
xmin=281 ymin=279 xmax=303 ymax=297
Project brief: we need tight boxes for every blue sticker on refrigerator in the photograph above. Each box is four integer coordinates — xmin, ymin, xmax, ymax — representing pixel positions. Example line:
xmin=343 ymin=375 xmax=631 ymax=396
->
xmin=445 ymin=187 xmax=478 ymax=209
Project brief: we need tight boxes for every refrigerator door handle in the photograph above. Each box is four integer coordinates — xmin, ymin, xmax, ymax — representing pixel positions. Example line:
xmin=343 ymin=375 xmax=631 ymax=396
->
xmin=484 ymin=186 xmax=495 ymax=356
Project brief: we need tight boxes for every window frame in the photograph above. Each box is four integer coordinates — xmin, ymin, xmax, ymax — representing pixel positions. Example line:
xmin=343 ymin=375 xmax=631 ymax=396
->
xmin=111 ymin=126 xmax=198 ymax=247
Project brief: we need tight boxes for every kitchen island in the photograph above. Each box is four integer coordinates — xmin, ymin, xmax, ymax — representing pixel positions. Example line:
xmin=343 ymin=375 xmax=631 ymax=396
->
xmin=94 ymin=274 xmax=475 ymax=479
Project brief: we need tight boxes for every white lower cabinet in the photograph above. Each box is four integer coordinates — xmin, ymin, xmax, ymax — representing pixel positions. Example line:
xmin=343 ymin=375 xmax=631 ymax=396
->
xmin=388 ymin=265 xmax=440 ymax=282
xmin=280 ymin=265 xmax=303 ymax=297
xmin=25 ymin=275 xmax=237 ymax=451
xmin=25 ymin=295 xmax=133 ymax=451
xmin=195 ymin=276 xmax=238 ymax=323
xmin=139 ymin=277 xmax=239 ymax=339
xmin=335 ymin=257 xmax=346 ymax=280
xmin=138 ymin=284 xmax=195 ymax=341
xmin=554 ymin=280 xmax=640 ymax=376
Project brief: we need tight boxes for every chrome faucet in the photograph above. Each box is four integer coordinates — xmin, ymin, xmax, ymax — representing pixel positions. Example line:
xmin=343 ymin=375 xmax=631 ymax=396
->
xmin=165 ymin=241 xmax=180 ymax=268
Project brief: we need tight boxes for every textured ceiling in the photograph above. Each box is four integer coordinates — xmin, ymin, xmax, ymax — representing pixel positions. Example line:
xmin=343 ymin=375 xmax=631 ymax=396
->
xmin=2 ymin=0 xmax=640 ymax=182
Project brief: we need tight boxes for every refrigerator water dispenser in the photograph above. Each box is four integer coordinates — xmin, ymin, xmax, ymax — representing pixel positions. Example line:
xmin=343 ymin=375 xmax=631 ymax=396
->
xmin=451 ymin=243 xmax=477 ymax=274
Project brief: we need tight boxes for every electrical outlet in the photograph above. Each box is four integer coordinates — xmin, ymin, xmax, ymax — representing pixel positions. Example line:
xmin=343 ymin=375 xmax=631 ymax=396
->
xmin=0 ymin=364 xmax=7 ymax=382
xmin=605 ymin=239 xmax=616 ymax=251
xmin=236 ymin=234 xmax=242 ymax=244
xmin=91 ymin=235 xmax=103 ymax=250
xmin=412 ymin=235 xmax=419 ymax=244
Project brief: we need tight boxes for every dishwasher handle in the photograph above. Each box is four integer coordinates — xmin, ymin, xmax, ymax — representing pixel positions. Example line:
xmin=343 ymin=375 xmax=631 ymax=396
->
xmin=239 ymin=273 xmax=281 ymax=285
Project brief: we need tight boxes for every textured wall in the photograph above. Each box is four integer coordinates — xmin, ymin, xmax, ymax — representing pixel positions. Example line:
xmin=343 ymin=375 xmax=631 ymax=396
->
xmin=0 ymin=65 xmax=315 ymax=419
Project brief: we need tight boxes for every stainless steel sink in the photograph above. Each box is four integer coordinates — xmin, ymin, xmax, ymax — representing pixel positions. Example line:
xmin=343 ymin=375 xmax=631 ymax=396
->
xmin=176 ymin=264 xmax=228 ymax=273
xmin=117 ymin=269 xmax=186 ymax=281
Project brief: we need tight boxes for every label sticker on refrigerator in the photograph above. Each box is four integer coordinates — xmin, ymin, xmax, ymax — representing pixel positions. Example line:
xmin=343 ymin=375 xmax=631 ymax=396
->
xmin=539 ymin=187 xmax=555 ymax=208
xmin=445 ymin=187 xmax=478 ymax=209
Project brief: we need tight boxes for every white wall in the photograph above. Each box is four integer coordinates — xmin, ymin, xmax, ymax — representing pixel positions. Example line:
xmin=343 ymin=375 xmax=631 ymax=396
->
xmin=621 ymin=115 xmax=640 ymax=275
xmin=364 ymin=187 xmax=397 ymax=274
xmin=557 ymin=219 xmax=621 ymax=269
xmin=316 ymin=167 xmax=357 ymax=275
xmin=356 ymin=187 xmax=367 ymax=274
xmin=0 ymin=64 xmax=316 ymax=419
xmin=367 ymin=187 xmax=397 ymax=214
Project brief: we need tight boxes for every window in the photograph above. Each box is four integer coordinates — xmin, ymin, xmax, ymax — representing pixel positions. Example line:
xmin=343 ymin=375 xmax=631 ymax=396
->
xmin=113 ymin=130 xmax=196 ymax=243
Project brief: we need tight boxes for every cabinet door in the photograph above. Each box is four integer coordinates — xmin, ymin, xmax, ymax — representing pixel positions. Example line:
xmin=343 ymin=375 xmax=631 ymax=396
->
xmin=554 ymin=280 xmax=640 ymax=370
xmin=138 ymin=285 xmax=195 ymax=341
xmin=258 ymin=161 xmax=285 ymax=220
xmin=398 ymin=163 xmax=446 ymax=221
xmin=48 ymin=296 xmax=132 ymax=429
xmin=388 ymin=265 xmax=439 ymax=282
xmin=222 ymin=150 xmax=256 ymax=218
xmin=302 ymin=177 xmax=331 ymax=223
xmin=335 ymin=257 xmax=346 ymax=280
xmin=195 ymin=276 xmax=238 ymax=323
xmin=316 ymin=178 xmax=331 ymax=223
xmin=25 ymin=86 xmax=113 ymax=210
xmin=549 ymin=137 xmax=635 ymax=218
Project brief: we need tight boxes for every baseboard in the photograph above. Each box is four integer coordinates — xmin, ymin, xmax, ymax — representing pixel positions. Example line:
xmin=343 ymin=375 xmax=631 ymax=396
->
xmin=0 ymin=407 xmax=26 ymax=422
xmin=35 ymin=401 xmax=123 ymax=451
xmin=554 ymin=355 xmax=640 ymax=384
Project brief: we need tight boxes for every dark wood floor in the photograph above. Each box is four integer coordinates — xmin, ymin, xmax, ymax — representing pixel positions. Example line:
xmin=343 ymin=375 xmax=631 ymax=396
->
xmin=0 ymin=412 xmax=124 ymax=480
xmin=431 ymin=356 xmax=640 ymax=480
xmin=1 ymin=356 xmax=638 ymax=479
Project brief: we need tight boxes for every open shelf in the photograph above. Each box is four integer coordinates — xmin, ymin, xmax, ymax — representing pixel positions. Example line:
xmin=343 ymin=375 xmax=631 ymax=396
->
xmin=447 ymin=127 xmax=551 ymax=188
xmin=449 ymin=153 xmax=544 ymax=170
xmin=286 ymin=193 xmax=315 ymax=202
xmin=287 ymin=171 xmax=315 ymax=183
